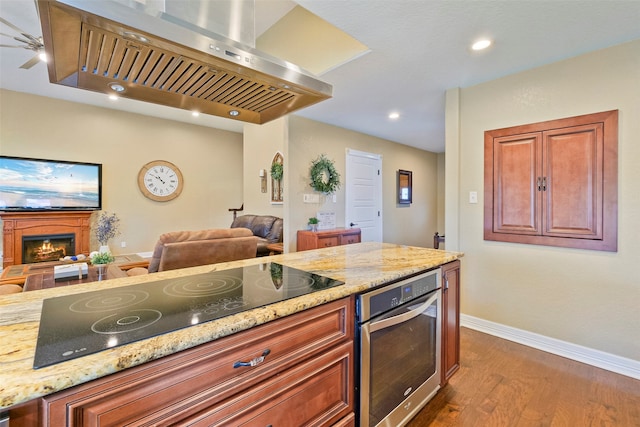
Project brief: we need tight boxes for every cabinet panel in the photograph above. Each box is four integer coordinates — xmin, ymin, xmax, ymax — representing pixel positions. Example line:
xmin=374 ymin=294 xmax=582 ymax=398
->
xmin=441 ymin=260 xmax=460 ymax=385
xmin=484 ymin=110 xmax=617 ymax=251
xmin=15 ymin=298 xmax=353 ymax=427
xmin=543 ymin=123 xmax=602 ymax=238
xmin=493 ymin=133 xmax=540 ymax=234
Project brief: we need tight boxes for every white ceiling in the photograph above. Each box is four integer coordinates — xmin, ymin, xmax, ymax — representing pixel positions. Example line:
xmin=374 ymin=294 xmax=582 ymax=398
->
xmin=1 ymin=0 xmax=639 ymax=153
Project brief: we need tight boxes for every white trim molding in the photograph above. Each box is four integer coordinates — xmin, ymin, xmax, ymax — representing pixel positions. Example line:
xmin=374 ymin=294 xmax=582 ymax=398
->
xmin=461 ymin=314 xmax=640 ymax=380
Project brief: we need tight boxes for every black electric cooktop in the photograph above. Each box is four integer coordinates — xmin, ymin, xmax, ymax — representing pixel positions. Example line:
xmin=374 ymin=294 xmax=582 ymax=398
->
xmin=34 ymin=263 xmax=343 ymax=369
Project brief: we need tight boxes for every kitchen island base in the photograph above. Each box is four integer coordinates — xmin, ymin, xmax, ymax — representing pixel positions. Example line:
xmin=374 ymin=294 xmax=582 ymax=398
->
xmin=10 ymin=297 xmax=355 ymax=427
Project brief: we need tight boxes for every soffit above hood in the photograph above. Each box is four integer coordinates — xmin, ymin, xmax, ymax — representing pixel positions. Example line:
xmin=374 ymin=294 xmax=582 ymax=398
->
xmin=36 ymin=0 xmax=333 ymax=124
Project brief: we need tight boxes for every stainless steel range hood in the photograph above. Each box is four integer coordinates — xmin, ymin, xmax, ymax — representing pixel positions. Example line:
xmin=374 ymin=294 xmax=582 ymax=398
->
xmin=36 ymin=0 xmax=333 ymax=124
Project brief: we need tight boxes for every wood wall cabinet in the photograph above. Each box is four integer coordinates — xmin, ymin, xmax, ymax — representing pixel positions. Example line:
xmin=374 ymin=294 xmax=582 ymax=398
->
xmin=297 ymin=228 xmax=361 ymax=251
xmin=10 ymin=297 xmax=355 ymax=427
xmin=441 ymin=260 xmax=460 ymax=385
xmin=484 ymin=110 xmax=618 ymax=251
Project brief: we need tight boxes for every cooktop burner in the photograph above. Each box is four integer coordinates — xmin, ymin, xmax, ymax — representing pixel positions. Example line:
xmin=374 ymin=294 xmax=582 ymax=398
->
xmin=33 ymin=263 xmax=343 ymax=369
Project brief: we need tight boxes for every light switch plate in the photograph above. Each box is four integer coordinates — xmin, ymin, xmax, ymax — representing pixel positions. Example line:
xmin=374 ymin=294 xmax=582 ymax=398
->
xmin=303 ymin=194 xmax=320 ymax=203
xmin=469 ymin=191 xmax=478 ymax=204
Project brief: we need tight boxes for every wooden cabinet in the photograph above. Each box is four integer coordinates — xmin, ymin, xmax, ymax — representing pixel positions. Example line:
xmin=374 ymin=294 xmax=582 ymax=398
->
xmin=11 ymin=297 xmax=355 ymax=427
xmin=441 ymin=260 xmax=460 ymax=385
xmin=297 ymin=228 xmax=361 ymax=251
xmin=484 ymin=110 xmax=618 ymax=251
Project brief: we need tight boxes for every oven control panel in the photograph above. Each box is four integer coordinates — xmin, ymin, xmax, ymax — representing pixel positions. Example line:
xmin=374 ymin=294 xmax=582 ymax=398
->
xmin=360 ymin=269 xmax=440 ymax=321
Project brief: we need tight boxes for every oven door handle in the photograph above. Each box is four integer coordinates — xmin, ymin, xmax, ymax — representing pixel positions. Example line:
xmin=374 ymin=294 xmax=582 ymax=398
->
xmin=368 ymin=292 xmax=438 ymax=333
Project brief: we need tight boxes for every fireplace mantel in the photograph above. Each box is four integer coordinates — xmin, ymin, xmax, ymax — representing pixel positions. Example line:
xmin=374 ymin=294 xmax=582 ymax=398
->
xmin=1 ymin=211 xmax=93 ymax=268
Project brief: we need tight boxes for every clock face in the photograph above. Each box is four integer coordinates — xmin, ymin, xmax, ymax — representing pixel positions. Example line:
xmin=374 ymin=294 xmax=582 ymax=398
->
xmin=138 ymin=160 xmax=183 ymax=201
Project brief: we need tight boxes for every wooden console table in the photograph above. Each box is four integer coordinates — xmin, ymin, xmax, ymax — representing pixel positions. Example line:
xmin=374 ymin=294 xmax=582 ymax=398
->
xmin=1 ymin=254 xmax=148 ymax=286
xmin=297 ymin=228 xmax=361 ymax=251
xmin=23 ymin=264 xmax=128 ymax=291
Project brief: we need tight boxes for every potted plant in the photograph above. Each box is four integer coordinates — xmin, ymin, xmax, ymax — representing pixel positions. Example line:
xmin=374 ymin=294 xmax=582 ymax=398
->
xmin=308 ymin=217 xmax=319 ymax=232
xmin=95 ymin=211 xmax=121 ymax=253
xmin=91 ymin=251 xmax=115 ymax=279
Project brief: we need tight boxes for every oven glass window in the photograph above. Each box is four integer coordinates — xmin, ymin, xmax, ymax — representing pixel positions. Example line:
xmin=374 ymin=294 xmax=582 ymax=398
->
xmin=368 ymin=296 xmax=438 ymax=426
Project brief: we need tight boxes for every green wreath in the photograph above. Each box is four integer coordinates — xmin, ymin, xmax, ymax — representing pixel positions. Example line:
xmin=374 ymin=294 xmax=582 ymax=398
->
xmin=309 ymin=154 xmax=341 ymax=194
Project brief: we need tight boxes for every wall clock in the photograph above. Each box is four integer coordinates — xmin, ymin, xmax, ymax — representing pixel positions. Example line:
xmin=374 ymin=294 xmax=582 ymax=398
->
xmin=137 ymin=160 xmax=184 ymax=202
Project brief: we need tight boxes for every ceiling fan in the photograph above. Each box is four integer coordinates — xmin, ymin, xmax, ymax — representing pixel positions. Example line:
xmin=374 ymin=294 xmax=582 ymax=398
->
xmin=0 ymin=16 xmax=45 ymax=69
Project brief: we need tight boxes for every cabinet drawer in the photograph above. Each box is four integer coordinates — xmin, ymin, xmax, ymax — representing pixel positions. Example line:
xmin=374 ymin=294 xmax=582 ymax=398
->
xmin=317 ymin=237 xmax=339 ymax=248
xmin=187 ymin=341 xmax=354 ymax=426
xmin=340 ymin=234 xmax=361 ymax=245
xmin=40 ymin=298 xmax=353 ymax=426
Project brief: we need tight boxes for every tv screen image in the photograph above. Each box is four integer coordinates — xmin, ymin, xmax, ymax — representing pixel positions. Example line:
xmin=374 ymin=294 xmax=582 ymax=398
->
xmin=0 ymin=156 xmax=102 ymax=211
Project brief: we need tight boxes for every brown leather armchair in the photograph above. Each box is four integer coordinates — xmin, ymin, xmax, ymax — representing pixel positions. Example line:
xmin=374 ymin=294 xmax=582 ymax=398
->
xmin=127 ymin=228 xmax=258 ymax=275
xmin=230 ymin=215 xmax=283 ymax=256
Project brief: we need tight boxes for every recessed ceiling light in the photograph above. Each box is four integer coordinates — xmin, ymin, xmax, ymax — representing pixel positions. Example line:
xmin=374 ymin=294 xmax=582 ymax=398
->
xmin=389 ymin=112 xmax=400 ymax=120
xmin=472 ymin=39 xmax=492 ymax=51
xmin=108 ymin=83 xmax=125 ymax=93
xmin=122 ymin=31 xmax=148 ymax=43
xmin=38 ymin=51 xmax=47 ymax=63
xmin=229 ymin=110 xmax=240 ymax=117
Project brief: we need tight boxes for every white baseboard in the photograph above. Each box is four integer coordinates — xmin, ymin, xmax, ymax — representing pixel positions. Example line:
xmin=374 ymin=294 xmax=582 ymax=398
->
xmin=461 ymin=314 xmax=640 ymax=380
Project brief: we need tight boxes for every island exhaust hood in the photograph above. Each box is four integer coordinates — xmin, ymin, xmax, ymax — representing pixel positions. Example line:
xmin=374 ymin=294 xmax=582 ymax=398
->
xmin=36 ymin=0 xmax=333 ymax=124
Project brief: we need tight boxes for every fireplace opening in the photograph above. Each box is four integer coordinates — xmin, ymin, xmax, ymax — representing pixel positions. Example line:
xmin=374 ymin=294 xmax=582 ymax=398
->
xmin=22 ymin=233 xmax=76 ymax=264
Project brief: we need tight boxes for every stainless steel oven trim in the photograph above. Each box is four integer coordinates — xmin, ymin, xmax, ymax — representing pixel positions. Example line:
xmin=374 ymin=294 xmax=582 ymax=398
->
xmin=358 ymin=268 xmax=440 ymax=322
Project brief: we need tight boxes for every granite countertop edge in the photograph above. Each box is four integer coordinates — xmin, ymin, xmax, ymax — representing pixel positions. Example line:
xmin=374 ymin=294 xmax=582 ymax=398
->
xmin=0 ymin=242 xmax=463 ymax=410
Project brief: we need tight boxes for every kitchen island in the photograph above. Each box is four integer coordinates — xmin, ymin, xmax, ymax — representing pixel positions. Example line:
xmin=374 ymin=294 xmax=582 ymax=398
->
xmin=0 ymin=242 xmax=462 ymax=425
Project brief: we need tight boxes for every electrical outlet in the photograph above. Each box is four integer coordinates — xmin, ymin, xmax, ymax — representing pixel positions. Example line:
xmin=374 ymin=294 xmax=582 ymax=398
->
xmin=121 ymin=241 xmax=127 ymax=248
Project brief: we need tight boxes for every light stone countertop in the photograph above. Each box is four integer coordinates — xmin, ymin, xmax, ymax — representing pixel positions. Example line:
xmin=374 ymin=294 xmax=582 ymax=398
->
xmin=0 ymin=242 xmax=462 ymax=410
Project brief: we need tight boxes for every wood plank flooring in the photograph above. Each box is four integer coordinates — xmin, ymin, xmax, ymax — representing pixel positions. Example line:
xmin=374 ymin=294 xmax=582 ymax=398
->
xmin=407 ymin=327 xmax=640 ymax=426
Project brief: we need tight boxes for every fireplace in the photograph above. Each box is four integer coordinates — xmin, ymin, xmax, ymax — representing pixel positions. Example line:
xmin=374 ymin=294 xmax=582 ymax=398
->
xmin=22 ymin=233 xmax=75 ymax=264
xmin=1 ymin=211 xmax=92 ymax=268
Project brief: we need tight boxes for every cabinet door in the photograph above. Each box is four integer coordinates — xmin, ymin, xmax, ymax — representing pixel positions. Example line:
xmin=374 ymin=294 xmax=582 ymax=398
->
xmin=484 ymin=110 xmax=617 ymax=251
xmin=492 ymin=132 xmax=542 ymax=235
xmin=441 ymin=260 xmax=460 ymax=385
xmin=543 ymin=123 xmax=603 ymax=239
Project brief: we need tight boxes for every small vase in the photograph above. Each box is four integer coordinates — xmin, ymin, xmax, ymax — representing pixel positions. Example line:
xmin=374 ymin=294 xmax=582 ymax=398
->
xmin=96 ymin=264 xmax=107 ymax=280
xmin=99 ymin=245 xmax=111 ymax=254
xmin=310 ymin=224 xmax=318 ymax=232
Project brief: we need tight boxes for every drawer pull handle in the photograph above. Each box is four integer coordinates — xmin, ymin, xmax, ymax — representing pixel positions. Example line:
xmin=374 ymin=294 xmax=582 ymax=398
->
xmin=233 ymin=349 xmax=271 ymax=368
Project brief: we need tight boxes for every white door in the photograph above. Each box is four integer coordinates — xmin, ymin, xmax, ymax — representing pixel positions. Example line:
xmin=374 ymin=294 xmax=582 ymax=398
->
xmin=346 ymin=149 xmax=382 ymax=242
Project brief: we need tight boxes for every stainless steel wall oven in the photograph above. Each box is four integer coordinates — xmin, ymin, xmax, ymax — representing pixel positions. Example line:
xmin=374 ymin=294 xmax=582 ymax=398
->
xmin=357 ymin=268 xmax=441 ymax=427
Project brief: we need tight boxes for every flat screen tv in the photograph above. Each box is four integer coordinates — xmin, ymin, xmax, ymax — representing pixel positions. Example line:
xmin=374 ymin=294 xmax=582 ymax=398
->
xmin=0 ymin=155 xmax=102 ymax=211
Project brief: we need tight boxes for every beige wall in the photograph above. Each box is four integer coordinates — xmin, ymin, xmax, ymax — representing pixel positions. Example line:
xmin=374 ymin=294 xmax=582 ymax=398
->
xmin=452 ymin=40 xmax=640 ymax=360
xmin=242 ymin=118 xmax=287 ymax=216
xmin=0 ymin=90 xmax=243 ymax=256
xmin=286 ymin=116 xmax=439 ymax=252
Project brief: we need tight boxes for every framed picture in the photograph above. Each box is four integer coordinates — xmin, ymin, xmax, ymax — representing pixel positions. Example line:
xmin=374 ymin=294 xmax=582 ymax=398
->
xmin=398 ymin=170 xmax=412 ymax=204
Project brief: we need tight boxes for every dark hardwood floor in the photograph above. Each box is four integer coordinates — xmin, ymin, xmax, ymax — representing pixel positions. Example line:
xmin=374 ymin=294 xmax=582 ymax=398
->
xmin=407 ymin=327 xmax=640 ymax=426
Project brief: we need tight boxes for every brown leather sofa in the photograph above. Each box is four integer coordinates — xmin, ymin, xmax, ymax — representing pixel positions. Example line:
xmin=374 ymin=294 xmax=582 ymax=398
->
xmin=230 ymin=215 xmax=283 ymax=257
xmin=127 ymin=228 xmax=258 ymax=275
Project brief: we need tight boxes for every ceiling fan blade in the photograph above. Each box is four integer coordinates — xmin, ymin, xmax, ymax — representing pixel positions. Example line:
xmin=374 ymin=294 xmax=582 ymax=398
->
xmin=0 ymin=44 xmax=26 ymax=48
xmin=0 ymin=16 xmax=29 ymax=35
xmin=19 ymin=54 xmax=41 ymax=69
